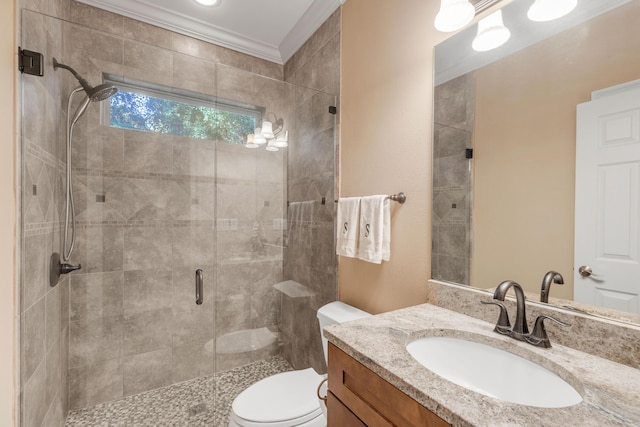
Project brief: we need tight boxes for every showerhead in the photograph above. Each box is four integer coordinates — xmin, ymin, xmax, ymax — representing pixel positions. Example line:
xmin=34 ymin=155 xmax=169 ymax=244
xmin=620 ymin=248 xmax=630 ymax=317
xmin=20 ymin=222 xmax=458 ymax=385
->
xmin=53 ymin=57 xmax=118 ymax=102
xmin=90 ymin=83 xmax=118 ymax=102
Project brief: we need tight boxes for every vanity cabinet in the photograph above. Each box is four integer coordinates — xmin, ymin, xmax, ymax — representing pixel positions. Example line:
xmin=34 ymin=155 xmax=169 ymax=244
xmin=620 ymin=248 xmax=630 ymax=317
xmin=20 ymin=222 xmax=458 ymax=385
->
xmin=327 ymin=343 xmax=451 ymax=427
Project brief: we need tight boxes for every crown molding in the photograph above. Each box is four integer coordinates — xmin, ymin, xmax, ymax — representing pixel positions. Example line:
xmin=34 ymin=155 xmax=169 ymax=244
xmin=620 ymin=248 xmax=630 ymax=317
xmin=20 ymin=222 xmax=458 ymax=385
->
xmin=279 ymin=0 xmax=346 ymax=64
xmin=75 ymin=0 xmax=282 ymax=63
xmin=74 ymin=0 xmax=345 ymax=65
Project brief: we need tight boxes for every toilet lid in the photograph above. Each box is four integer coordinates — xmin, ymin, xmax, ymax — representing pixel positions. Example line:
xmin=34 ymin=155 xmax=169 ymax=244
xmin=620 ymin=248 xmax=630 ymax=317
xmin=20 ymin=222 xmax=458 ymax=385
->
xmin=232 ymin=368 xmax=323 ymax=424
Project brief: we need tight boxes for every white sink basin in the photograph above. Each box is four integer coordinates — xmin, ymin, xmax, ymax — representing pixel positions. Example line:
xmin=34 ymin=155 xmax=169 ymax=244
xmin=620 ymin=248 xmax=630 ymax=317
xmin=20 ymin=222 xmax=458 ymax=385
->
xmin=406 ymin=337 xmax=582 ymax=408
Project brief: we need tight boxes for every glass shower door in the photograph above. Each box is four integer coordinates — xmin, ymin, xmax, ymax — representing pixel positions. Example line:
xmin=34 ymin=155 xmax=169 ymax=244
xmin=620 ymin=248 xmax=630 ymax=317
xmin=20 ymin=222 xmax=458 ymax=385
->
xmin=19 ymin=8 xmax=70 ymax=427
xmin=58 ymin=18 xmax=219 ymax=423
xmin=211 ymin=65 xmax=290 ymax=425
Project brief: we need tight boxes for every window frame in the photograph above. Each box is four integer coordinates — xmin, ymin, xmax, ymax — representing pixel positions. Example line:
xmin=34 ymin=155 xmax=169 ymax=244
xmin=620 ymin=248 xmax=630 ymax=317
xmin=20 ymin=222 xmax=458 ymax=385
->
xmin=102 ymin=73 xmax=264 ymax=142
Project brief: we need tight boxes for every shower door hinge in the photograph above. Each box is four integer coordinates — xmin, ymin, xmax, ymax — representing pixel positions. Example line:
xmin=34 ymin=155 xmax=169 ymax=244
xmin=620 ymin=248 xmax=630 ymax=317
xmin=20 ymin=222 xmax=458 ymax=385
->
xmin=328 ymin=106 xmax=337 ymax=115
xmin=19 ymin=47 xmax=44 ymax=76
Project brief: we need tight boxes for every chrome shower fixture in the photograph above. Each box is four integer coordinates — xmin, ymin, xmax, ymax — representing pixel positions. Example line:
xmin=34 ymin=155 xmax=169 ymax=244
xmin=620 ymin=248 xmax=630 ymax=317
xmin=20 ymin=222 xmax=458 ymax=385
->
xmin=53 ymin=57 xmax=118 ymax=101
xmin=53 ymin=58 xmax=118 ymax=264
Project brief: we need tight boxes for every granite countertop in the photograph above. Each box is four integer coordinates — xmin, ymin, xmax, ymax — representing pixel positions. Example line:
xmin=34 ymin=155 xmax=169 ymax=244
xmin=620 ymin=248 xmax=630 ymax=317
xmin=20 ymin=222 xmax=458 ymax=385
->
xmin=324 ymin=303 xmax=640 ymax=427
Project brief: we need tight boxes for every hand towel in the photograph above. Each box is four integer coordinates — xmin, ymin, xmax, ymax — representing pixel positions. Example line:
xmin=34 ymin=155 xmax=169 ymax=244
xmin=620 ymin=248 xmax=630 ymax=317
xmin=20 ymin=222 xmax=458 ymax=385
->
xmin=357 ymin=195 xmax=390 ymax=264
xmin=336 ymin=197 xmax=361 ymax=257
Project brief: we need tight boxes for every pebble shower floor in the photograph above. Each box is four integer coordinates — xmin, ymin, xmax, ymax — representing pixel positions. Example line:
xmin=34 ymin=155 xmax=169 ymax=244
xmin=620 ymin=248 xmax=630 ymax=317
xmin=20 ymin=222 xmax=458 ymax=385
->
xmin=65 ymin=356 xmax=293 ymax=426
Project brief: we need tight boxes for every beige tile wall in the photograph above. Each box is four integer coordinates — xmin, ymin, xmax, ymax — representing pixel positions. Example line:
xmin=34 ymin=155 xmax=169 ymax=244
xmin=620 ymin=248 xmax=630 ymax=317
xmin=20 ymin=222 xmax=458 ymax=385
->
xmin=281 ymin=10 xmax=341 ymax=372
xmin=432 ymin=74 xmax=474 ymax=285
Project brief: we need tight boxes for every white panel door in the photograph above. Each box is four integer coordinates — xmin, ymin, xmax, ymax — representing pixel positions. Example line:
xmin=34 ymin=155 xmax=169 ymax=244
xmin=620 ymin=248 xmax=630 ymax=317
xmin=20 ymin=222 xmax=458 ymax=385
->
xmin=575 ymin=83 xmax=640 ymax=314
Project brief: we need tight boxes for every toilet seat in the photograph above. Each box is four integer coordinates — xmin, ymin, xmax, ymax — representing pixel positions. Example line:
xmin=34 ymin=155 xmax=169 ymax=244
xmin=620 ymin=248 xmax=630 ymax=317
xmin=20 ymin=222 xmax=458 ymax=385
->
xmin=230 ymin=368 xmax=325 ymax=427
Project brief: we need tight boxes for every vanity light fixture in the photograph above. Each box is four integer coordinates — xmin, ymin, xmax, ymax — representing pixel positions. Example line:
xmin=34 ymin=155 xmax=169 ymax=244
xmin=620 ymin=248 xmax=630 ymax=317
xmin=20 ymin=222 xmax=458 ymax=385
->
xmin=434 ymin=0 xmax=476 ymax=32
xmin=253 ymin=127 xmax=267 ymax=145
xmin=527 ymin=0 xmax=578 ymax=22
xmin=246 ymin=112 xmax=287 ymax=151
xmin=472 ymin=10 xmax=511 ymax=52
xmin=245 ymin=134 xmax=258 ymax=148
xmin=261 ymin=120 xmax=274 ymax=139
xmin=194 ymin=0 xmax=221 ymax=6
xmin=275 ymin=131 xmax=289 ymax=148
xmin=265 ymin=139 xmax=279 ymax=152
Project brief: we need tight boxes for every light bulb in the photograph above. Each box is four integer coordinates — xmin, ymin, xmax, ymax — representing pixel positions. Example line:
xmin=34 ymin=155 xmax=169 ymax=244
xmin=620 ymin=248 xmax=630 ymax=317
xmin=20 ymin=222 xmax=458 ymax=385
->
xmin=261 ymin=120 xmax=274 ymax=139
xmin=472 ymin=10 xmax=511 ymax=52
xmin=194 ymin=0 xmax=220 ymax=6
xmin=246 ymin=134 xmax=258 ymax=148
xmin=254 ymin=127 xmax=266 ymax=145
xmin=266 ymin=139 xmax=279 ymax=152
xmin=434 ymin=0 xmax=475 ymax=32
xmin=275 ymin=131 xmax=288 ymax=148
xmin=527 ymin=0 xmax=577 ymax=22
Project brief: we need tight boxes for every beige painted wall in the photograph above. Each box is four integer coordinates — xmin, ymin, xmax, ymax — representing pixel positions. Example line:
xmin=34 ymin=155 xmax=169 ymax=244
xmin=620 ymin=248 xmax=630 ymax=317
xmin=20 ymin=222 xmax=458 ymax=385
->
xmin=472 ymin=1 xmax=640 ymax=300
xmin=1 ymin=0 xmax=17 ymax=424
xmin=339 ymin=0 xmax=447 ymax=314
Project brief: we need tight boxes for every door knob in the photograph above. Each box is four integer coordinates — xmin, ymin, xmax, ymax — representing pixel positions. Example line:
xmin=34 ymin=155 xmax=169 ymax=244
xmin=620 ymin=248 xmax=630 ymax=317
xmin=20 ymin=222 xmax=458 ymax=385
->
xmin=578 ymin=265 xmax=596 ymax=277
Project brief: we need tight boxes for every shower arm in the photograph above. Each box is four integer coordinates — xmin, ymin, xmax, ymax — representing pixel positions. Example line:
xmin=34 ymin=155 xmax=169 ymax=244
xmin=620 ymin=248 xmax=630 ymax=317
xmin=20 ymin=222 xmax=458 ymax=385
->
xmin=53 ymin=59 xmax=94 ymax=96
xmin=53 ymin=58 xmax=118 ymax=102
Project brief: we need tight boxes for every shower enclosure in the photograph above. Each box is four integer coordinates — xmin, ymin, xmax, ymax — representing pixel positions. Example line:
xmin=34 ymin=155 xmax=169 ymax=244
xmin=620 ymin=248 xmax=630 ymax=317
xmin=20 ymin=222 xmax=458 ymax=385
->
xmin=19 ymin=4 xmax=339 ymax=426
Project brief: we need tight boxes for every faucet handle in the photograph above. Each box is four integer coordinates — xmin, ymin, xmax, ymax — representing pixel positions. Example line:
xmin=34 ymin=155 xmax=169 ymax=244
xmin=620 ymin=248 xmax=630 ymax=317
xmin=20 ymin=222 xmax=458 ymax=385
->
xmin=481 ymin=300 xmax=511 ymax=335
xmin=525 ymin=315 xmax=571 ymax=348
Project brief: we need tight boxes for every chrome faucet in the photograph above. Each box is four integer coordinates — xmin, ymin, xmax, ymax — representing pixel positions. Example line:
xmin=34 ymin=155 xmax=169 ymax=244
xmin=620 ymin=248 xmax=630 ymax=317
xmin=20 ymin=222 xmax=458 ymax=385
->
xmin=493 ymin=280 xmax=529 ymax=340
xmin=540 ymin=271 xmax=564 ymax=303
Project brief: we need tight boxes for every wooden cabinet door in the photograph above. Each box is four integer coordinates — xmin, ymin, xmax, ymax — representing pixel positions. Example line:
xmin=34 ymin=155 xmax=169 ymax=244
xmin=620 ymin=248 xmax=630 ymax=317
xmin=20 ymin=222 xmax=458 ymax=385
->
xmin=328 ymin=343 xmax=451 ymax=427
xmin=327 ymin=391 xmax=367 ymax=427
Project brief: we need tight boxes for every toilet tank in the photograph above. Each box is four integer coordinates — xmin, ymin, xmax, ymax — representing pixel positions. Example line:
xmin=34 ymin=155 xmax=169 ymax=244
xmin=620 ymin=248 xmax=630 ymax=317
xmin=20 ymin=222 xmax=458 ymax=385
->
xmin=317 ymin=301 xmax=371 ymax=364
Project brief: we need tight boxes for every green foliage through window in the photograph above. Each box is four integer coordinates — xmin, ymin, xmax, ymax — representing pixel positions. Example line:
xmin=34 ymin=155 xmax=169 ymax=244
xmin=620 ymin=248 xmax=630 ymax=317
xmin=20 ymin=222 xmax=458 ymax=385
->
xmin=109 ymin=86 xmax=257 ymax=145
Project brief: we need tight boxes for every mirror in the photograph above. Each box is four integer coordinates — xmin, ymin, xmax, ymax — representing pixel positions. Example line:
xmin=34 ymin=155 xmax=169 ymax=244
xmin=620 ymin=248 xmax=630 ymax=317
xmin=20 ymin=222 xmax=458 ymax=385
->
xmin=432 ymin=0 xmax=640 ymax=324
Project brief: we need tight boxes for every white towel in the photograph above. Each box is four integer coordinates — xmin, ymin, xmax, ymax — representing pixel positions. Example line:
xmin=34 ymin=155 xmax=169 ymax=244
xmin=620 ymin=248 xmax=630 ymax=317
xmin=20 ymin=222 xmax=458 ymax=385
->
xmin=336 ymin=197 xmax=360 ymax=257
xmin=357 ymin=195 xmax=390 ymax=264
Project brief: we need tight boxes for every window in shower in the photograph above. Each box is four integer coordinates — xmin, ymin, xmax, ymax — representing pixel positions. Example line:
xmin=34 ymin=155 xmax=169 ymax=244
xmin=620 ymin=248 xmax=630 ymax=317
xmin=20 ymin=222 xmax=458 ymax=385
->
xmin=105 ymin=74 xmax=261 ymax=145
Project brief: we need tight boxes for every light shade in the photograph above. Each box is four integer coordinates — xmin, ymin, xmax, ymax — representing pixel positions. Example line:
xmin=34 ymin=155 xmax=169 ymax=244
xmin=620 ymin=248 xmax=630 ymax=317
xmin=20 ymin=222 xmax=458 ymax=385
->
xmin=275 ymin=131 xmax=289 ymax=148
xmin=261 ymin=120 xmax=274 ymax=139
xmin=434 ymin=0 xmax=475 ymax=32
xmin=265 ymin=139 xmax=279 ymax=152
xmin=253 ymin=127 xmax=267 ymax=145
xmin=194 ymin=0 xmax=220 ymax=6
xmin=472 ymin=10 xmax=511 ymax=52
xmin=246 ymin=134 xmax=258 ymax=148
xmin=527 ymin=0 xmax=577 ymax=22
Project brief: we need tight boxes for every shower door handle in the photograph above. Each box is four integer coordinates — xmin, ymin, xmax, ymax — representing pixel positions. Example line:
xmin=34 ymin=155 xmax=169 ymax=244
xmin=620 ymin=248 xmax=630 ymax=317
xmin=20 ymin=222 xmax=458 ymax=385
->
xmin=195 ymin=269 xmax=203 ymax=305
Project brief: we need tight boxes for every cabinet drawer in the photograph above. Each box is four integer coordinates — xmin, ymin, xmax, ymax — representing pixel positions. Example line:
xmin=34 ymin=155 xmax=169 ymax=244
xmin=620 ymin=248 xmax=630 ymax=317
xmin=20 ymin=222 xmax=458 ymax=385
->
xmin=328 ymin=343 xmax=451 ymax=427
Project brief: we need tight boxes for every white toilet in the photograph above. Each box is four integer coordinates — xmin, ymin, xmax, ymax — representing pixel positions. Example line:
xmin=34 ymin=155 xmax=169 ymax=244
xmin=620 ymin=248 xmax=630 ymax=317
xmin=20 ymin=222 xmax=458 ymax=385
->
xmin=228 ymin=301 xmax=371 ymax=427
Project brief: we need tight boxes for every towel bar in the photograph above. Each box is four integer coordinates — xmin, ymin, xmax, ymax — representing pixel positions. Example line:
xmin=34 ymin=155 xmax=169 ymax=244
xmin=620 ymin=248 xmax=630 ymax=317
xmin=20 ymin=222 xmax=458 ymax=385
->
xmin=334 ymin=192 xmax=406 ymax=204
xmin=288 ymin=193 xmax=407 ymax=206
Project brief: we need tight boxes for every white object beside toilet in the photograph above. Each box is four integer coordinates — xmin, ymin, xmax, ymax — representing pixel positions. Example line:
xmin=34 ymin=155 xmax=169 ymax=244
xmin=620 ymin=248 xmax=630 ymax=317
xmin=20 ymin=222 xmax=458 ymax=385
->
xmin=228 ymin=301 xmax=371 ymax=427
